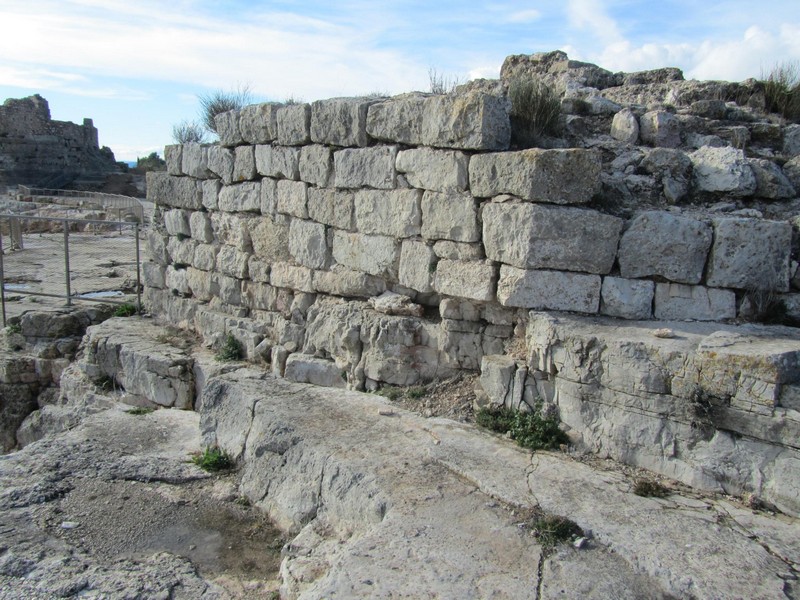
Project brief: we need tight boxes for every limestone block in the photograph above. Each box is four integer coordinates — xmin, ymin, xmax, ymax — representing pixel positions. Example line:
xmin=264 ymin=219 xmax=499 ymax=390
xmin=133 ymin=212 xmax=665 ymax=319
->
xmin=189 ymin=211 xmax=213 ymax=243
xmin=469 ymin=148 xmax=601 ymax=204
xmin=610 ymin=108 xmax=639 ymax=144
xmin=244 ymin=281 xmax=278 ymax=310
xmin=600 ymin=277 xmax=654 ymax=320
xmin=784 ymin=124 xmax=800 ymax=157
xmin=165 ymin=144 xmax=183 ymax=176
xmin=433 ymin=241 xmax=484 ymax=260
xmin=207 ymin=146 xmax=234 ymax=184
xmin=165 ymin=266 xmax=191 ymax=295
xmin=186 ymin=267 xmax=215 ymax=301
xmin=277 ymin=104 xmax=311 ymax=145
xmin=146 ymin=231 xmax=169 ymax=265
xmin=233 ymin=146 xmax=256 ymax=182
xmin=354 ymin=189 xmax=421 ymax=237
xmin=750 ymin=158 xmax=796 ymax=199
xmin=181 ymin=143 xmax=212 ymax=179
xmin=218 ymin=181 xmax=261 ymax=213
xmin=310 ymin=98 xmax=375 ymax=147
xmin=271 ymin=262 xmax=314 ymax=293
xmin=260 ymin=177 xmax=277 ymax=216
xmin=483 ymin=202 xmax=622 ymax=275
xmin=285 ymin=354 xmax=347 ymax=388
xmin=421 ymin=190 xmax=479 ymax=242
xmin=618 ymin=211 xmax=712 ymax=284
xmin=334 ymin=146 xmax=397 ymax=189
xmin=480 ymin=355 xmax=526 ymax=409
xmin=249 ymin=216 xmax=290 ymax=262
xmin=288 ymin=219 xmax=329 ymax=269
xmin=307 ymin=187 xmax=353 ymax=230
xmin=142 ymin=262 xmax=165 ymax=289
xmin=439 ymin=326 xmax=484 ymax=371
xmin=192 ymin=244 xmax=218 ymax=271
xmin=211 ymin=212 xmax=253 ymax=252
xmin=399 ymin=240 xmax=436 ymax=293
xmin=422 ymin=92 xmax=510 ymax=150
xmin=299 ymin=144 xmax=334 ymax=187
xmin=639 ymin=111 xmax=680 ymax=148
xmin=146 ymin=173 xmax=202 ymax=210
xmin=434 ymin=260 xmax=496 ymax=302
xmin=166 ymin=237 xmax=196 ymax=265
xmin=312 ymin=266 xmax=386 ymax=298
xmin=276 ymin=180 xmax=308 ymax=219
xmin=395 ymin=148 xmax=469 ymax=193
xmin=247 ymin=257 xmax=271 ymax=283
xmin=783 ymin=156 xmax=800 ymax=190
xmin=366 ymin=93 xmax=426 ymax=145
xmin=255 ymin=144 xmax=300 ymax=180
xmin=214 ymin=110 xmax=242 ymax=147
xmin=654 ymin=283 xmax=736 ymax=320
xmin=216 ymin=245 xmax=250 ymax=279
xmin=706 ymin=218 xmax=792 ymax=292
xmin=202 ymin=179 xmax=221 ymax=211
xmin=690 ymin=146 xmax=756 ymax=195
xmin=215 ymin=274 xmax=243 ymax=306
xmin=332 ymin=231 xmax=399 ymax=278
xmin=498 ymin=266 xmax=601 ymax=313
xmin=163 ymin=209 xmax=191 ymax=237
xmin=239 ymin=102 xmax=280 ymax=144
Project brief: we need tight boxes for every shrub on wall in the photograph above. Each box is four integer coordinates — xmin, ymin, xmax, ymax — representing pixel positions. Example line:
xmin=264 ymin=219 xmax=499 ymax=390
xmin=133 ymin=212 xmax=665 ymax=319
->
xmin=508 ymin=77 xmax=562 ymax=147
xmin=172 ymin=120 xmax=207 ymax=144
xmin=199 ymin=84 xmax=253 ymax=134
xmin=762 ymin=61 xmax=800 ymax=122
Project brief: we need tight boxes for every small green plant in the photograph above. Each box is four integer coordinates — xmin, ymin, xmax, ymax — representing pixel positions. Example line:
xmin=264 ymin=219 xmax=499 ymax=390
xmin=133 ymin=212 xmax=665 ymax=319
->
xmin=94 ymin=374 xmax=116 ymax=392
xmin=126 ymin=407 xmax=155 ymax=416
xmin=508 ymin=77 xmax=562 ymax=147
xmin=633 ymin=479 xmax=670 ymax=498
xmin=5 ymin=323 xmax=22 ymax=335
xmin=407 ymin=386 xmax=426 ymax=399
xmin=377 ymin=386 xmax=405 ymax=401
xmin=172 ymin=120 xmax=207 ymax=144
xmin=742 ymin=287 xmax=794 ymax=326
xmin=191 ymin=446 xmax=233 ymax=472
xmin=529 ymin=513 xmax=583 ymax=549
xmin=216 ymin=333 xmax=244 ymax=362
xmin=113 ymin=303 xmax=137 ymax=317
xmin=199 ymin=84 xmax=253 ymax=134
xmin=475 ymin=405 xmax=567 ymax=451
xmin=235 ymin=495 xmax=252 ymax=507
xmin=761 ymin=61 xmax=800 ymax=122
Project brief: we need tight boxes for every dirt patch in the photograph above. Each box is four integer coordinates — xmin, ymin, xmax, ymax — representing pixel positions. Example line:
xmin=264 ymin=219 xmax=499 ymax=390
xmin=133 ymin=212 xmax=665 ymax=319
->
xmin=378 ymin=373 xmax=478 ymax=421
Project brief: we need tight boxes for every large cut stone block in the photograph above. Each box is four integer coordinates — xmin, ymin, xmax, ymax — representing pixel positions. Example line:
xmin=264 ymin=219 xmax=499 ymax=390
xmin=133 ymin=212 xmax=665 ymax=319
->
xmin=470 ymin=148 xmax=601 ymax=204
xmin=366 ymin=94 xmax=426 ymax=145
xmin=639 ymin=111 xmax=680 ymax=148
xmin=654 ymin=283 xmax=736 ymax=321
xmin=289 ymin=219 xmax=329 ymax=269
xmin=214 ymin=110 xmax=243 ymax=147
xmin=354 ymin=189 xmax=421 ymax=237
xmin=202 ymin=179 xmax=221 ymax=211
xmin=690 ymin=146 xmax=756 ymax=195
xmin=421 ymin=190 xmax=479 ymax=242
xmin=218 ymin=181 xmax=261 ymax=213
xmin=434 ymin=260 xmax=497 ymax=302
xmin=276 ymin=180 xmax=308 ymax=219
xmin=255 ymin=145 xmax=300 ymax=180
xmin=396 ymin=148 xmax=469 ymax=193
xmin=706 ymin=218 xmax=792 ymax=292
xmin=284 ymin=354 xmax=347 ymax=388
xmin=233 ymin=146 xmax=256 ymax=182
xmin=497 ymin=266 xmax=601 ymax=313
xmin=249 ymin=216 xmax=290 ymax=262
xmin=239 ymin=103 xmax=280 ymax=144
xmin=332 ymin=231 xmax=399 ymax=278
xmin=307 ymin=188 xmax=353 ymax=230
xmin=312 ymin=266 xmax=386 ymax=298
xmin=334 ymin=146 xmax=397 ymax=189
xmin=181 ymin=143 xmax=212 ymax=179
xmin=147 ymin=172 xmax=202 ymax=210
xmin=165 ymin=144 xmax=183 ymax=176
xmin=212 ymin=212 xmax=253 ymax=252
xmin=310 ymin=98 xmax=375 ymax=147
xmin=600 ymin=277 xmax=654 ymax=320
xmin=299 ymin=144 xmax=334 ymax=187
xmin=270 ymin=262 xmax=314 ymax=292
xmin=216 ymin=245 xmax=250 ymax=279
xmin=399 ymin=240 xmax=436 ymax=293
xmin=163 ymin=209 xmax=191 ymax=237
xmin=208 ymin=146 xmax=234 ymax=184
xmin=618 ymin=211 xmax=712 ymax=284
xmin=277 ymin=104 xmax=311 ymax=145
xmin=483 ymin=202 xmax=622 ymax=274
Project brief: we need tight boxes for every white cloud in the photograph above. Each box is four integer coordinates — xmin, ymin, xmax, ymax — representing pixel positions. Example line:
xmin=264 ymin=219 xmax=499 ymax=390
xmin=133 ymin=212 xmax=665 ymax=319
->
xmin=566 ymin=0 xmax=623 ymax=47
xmin=504 ymin=9 xmax=542 ymax=23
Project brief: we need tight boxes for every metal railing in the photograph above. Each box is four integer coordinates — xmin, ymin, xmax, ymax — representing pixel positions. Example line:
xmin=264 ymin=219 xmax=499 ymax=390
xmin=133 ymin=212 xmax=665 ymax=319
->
xmin=17 ymin=185 xmax=145 ymax=224
xmin=0 ymin=214 xmax=142 ymax=327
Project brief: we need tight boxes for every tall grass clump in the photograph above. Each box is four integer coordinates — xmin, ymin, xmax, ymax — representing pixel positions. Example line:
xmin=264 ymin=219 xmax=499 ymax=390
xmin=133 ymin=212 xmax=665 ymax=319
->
xmin=508 ymin=77 xmax=562 ymax=147
xmin=199 ymin=84 xmax=253 ymax=134
xmin=428 ymin=68 xmax=461 ymax=95
xmin=762 ymin=61 xmax=800 ymax=122
xmin=172 ymin=120 xmax=207 ymax=144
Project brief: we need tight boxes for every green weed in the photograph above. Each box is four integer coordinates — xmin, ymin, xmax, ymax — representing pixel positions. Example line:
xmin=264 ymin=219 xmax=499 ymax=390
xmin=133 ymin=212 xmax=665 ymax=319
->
xmin=508 ymin=77 xmax=562 ymax=147
xmin=126 ymin=407 xmax=155 ymax=416
xmin=216 ymin=334 xmax=243 ymax=362
xmin=475 ymin=405 xmax=567 ymax=451
xmin=113 ymin=303 xmax=137 ymax=317
xmin=529 ymin=512 xmax=583 ymax=549
xmin=633 ymin=479 xmax=670 ymax=498
xmin=191 ymin=446 xmax=233 ymax=472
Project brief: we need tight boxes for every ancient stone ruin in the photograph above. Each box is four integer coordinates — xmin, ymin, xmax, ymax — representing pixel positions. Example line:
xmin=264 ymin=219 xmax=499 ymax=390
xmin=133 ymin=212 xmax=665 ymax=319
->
xmin=140 ymin=50 xmax=800 ymax=517
xmin=0 ymin=94 xmax=120 ymax=190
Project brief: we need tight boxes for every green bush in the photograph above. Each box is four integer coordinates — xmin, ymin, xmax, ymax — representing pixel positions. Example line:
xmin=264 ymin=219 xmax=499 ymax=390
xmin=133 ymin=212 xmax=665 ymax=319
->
xmin=528 ymin=513 xmax=583 ymax=549
xmin=199 ymin=85 xmax=253 ymax=134
xmin=191 ymin=446 xmax=233 ymax=472
xmin=508 ymin=77 xmax=562 ymax=147
xmin=632 ymin=479 xmax=670 ymax=498
xmin=475 ymin=404 xmax=567 ymax=451
xmin=113 ymin=303 xmax=137 ymax=317
xmin=126 ymin=407 xmax=155 ymax=416
xmin=762 ymin=61 xmax=800 ymax=122
xmin=216 ymin=333 xmax=243 ymax=362
xmin=172 ymin=120 xmax=207 ymax=144
xmin=135 ymin=152 xmax=166 ymax=172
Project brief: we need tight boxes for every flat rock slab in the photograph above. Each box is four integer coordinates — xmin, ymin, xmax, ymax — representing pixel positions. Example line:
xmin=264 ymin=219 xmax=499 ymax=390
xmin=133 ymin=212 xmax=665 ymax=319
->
xmin=200 ymin=369 xmax=799 ymax=600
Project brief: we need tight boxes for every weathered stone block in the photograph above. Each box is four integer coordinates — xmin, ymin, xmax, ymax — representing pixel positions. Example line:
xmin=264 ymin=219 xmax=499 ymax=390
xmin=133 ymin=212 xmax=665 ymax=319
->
xmin=277 ymin=104 xmax=311 ymax=145
xmin=334 ymin=146 xmax=397 ymax=189
xmin=181 ymin=143 xmax=212 ymax=179
xmin=483 ymin=202 xmax=622 ymax=275
xmin=147 ymin=173 xmax=202 ymax=210
xmin=421 ymin=190 xmax=479 ymax=242
xmin=690 ymin=146 xmax=756 ymax=195
xmin=217 ymin=181 xmax=261 ymax=213
xmin=189 ymin=211 xmax=213 ymax=243
xmin=307 ymin=187 xmax=353 ymax=230
xmin=239 ymin=103 xmax=280 ymax=144
xmin=423 ymin=92 xmax=510 ymax=150
xmin=260 ymin=177 xmax=277 ymax=216
xmin=207 ymin=146 xmax=234 ymax=184
xmin=433 ymin=241 xmax=484 ymax=261
xmin=497 ymin=267 xmax=601 ymax=313
xmin=366 ymin=93 xmax=426 ymax=145
xmin=214 ymin=110 xmax=242 ymax=147
xmin=399 ymin=240 xmax=436 ymax=293
xmin=202 ymin=180 xmax=221 ymax=213
xmin=470 ymin=148 xmax=601 ymax=204
xmin=165 ymin=144 xmax=183 ymax=176
xmin=288 ymin=219 xmax=329 ymax=269
xmin=166 ymin=237 xmax=197 ymax=265
xmin=142 ymin=262 xmax=166 ymax=289
xmin=146 ymin=231 xmax=169 ymax=265
xmin=784 ymin=124 xmax=800 ymax=157
xmin=285 ymin=354 xmax=346 ymax=388
xmin=254 ymin=144 xmax=300 ymax=180
xmin=706 ymin=218 xmax=792 ymax=292
xmin=233 ymin=146 xmax=256 ymax=182
xmin=750 ymin=158 xmax=796 ymax=199
xmin=275 ymin=180 xmax=308 ymax=219
xmin=639 ymin=111 xmax=680 ymax=148
xmin=164 ymin=209 xmax=191 ymax=237
xmin=247 ymin=257 xmax=271 ymax=283
xmin=165 ymin=266 xmax=191 ymax=295
xmin=215 ymin=274 xmax=243 ymax=306
xmin=480 ymin=355 xmax=526 ymax=409
xmin=192 ymin=244 xmax=218 ymax=271
xmin=211 ymin=212 xmax=253 ymax=252
xmin=332 ymin=231 xmax=399 ymax=278
xmin=434 ymin=260 xmax=496 ymax=302
xmin=299 ymin=144 xmax=334 ymax=187
xmin=310 ymin=98 xmax=375 ymax=147
xmin=244 ymin=281 xmax=278 ymax=310
xmin=611 ymin=108 xmax=639 ymax=144
xmin=354 ymin=189 xmax=421 ymax=237
xmin=618 ymin=211 xmax=712 ymax=284
xmin=216 ymin=245 xmax=250 ymax=279
xmin=600 ymin=277 xmax=654 ymax=320
xmin=186 ymin=267 xmax=215 ymax=301
xmin=249 ymin=216 xmax=289 ymax=262
xmin=312 ymin=267 xmax=386 ymax=298
xmin=270 ymin=262 xmax=314 ymax=292
xmin=654 ymin=283 xmax=736 ymax=321
xmin=395 ymin=148 xmax=469 ymax=193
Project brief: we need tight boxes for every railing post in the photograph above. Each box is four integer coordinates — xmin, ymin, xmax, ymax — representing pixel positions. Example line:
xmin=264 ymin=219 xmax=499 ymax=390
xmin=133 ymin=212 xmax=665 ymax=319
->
xmin=64 ymin=219 xmax=72 ymax=306
xmin=0 ymin=220 xmax=6 ymax=327
xmin=135 ymin=223 xmax=142 ymax=313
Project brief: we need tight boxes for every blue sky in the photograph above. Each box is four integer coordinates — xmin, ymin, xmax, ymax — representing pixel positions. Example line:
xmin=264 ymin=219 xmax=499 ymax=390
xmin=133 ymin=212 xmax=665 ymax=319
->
xmin=1 ymin=0 xmax=799 ymax=161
